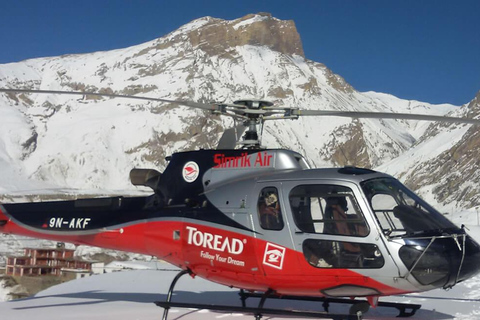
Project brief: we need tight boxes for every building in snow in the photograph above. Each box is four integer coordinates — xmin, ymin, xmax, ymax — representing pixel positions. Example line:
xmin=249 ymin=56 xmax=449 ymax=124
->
xmin=5 ymin=247 xmax=92 ymax=277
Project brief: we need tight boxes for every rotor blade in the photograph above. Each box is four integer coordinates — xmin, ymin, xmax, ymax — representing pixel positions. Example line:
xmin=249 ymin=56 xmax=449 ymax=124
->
xmin=0 ymin=88 xmax=219 ymax=111
xmin=216 ymin=124 xmax=247 ymax=150
xmin=4 ymin=88 xmax=478 ymax=125
xmin=292 ymin=109 xmax=480 ymax=125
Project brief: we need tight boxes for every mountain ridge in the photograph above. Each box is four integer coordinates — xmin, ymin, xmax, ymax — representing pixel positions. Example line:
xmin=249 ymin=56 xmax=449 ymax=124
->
xmin=0 ymin=13 xmax=478 ymax=212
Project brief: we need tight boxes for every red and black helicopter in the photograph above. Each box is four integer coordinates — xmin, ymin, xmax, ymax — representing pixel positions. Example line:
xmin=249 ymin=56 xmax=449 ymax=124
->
xmin=1 ymin=88 xmax=480 ymax=319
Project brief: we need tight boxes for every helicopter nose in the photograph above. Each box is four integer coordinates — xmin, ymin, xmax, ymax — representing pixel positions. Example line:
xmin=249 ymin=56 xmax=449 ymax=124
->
xmin=399 ymin=233 xmax=480 ymax=288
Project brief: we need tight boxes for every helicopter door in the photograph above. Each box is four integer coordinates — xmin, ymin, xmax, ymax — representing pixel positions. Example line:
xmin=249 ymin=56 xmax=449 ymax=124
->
xmin=253 ymin=185 xmax=300 ymax=276
xmin=285 ymin=183 xmax=387 ymax=271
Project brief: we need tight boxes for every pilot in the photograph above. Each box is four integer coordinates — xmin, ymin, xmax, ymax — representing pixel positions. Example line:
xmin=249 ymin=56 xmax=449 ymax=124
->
xmin=328 ymin=197 xmax=350 ymax=235
xmin=326 ymin=196 xmax=366 ymax=260
xmin=326 ymin=196 xmax=367 ymax=236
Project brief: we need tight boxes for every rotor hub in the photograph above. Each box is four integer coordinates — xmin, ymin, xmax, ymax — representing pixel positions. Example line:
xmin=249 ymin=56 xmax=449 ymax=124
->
xmin=233 ymin=100 xmax=274 ymax=109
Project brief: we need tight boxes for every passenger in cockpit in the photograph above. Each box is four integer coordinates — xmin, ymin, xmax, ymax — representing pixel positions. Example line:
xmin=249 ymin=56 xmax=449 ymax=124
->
xmin=258 ymin=192 xmax=282 ymax=230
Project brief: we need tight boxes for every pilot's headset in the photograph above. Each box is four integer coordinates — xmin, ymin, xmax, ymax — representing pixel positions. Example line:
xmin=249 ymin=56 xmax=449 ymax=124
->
xmin=330 ymin=196 xmax=348 ymax=212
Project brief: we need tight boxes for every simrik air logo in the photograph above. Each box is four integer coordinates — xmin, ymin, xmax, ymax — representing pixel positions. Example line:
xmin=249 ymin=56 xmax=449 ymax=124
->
xmin=182 ymin=161 xmax=199 ymax=183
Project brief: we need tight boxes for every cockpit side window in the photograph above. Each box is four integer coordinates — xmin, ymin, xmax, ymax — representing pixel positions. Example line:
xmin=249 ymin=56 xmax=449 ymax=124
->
xmin=370 ymin=193 xmax=405 ymax=236
xmin=362 ymin=178 xmax=456 ymax=237
xmin=289 ymin=185 xmax=368 ymax=237
xmin=257 ymin=187 xmax=284 ymax=230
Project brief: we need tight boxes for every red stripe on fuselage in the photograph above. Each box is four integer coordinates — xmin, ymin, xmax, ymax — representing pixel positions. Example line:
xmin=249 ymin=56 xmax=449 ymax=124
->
xmin=0 ymin=217 xmax=408 ymax=297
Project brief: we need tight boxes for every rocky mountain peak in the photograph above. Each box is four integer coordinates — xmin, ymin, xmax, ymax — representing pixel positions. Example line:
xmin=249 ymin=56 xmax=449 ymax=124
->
xmin=156 ymin=13 xmax=304 ymax=58
xmin=466 ymin=90 xmax=480 ymax=117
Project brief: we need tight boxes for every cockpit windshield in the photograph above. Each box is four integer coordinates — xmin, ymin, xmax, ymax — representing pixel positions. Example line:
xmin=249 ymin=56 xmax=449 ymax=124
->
xmin=361 ymin=178 xmax=457 ymax=238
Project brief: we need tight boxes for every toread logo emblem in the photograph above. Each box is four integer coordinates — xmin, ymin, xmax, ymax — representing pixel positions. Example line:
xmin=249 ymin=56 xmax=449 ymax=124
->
xmin=183 ymin=161 xmax=200 ymax=183
xmin=263 ymin=242 xmax=286 ymax=270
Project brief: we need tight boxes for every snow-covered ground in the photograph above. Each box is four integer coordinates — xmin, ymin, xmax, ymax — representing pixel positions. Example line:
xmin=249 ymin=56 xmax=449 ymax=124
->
xmin=1 ymin=213 xmax=480 ymax=319
xmin=0 ymin=259 xmax=480 ymax=320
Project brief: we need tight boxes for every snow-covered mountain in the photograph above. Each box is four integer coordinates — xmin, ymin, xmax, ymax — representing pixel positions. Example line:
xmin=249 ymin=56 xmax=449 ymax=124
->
xmin=377 ymin=91 xmax=480 ymax=212
xmin=0 ymin=13 xmax=478 ymax=213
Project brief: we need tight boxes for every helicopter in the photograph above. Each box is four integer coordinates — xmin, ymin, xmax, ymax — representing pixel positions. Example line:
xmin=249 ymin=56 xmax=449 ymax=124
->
xmin=1 ymin=88 xmax=480 ymax=320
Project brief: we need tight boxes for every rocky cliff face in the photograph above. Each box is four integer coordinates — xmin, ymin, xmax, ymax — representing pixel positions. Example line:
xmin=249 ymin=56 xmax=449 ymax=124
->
xmin=0 ymin=13 xmax=477 ymax=211
xmin=174 ymin=13 xmax=304 ymax=58
xmin=395 ymin=91 xmax=480 ymax=209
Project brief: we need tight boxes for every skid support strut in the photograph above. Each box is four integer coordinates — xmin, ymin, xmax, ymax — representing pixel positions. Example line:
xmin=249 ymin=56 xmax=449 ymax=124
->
xmin=160 ymin=269 xmax=191 ymax=320
xmin=254 ymin=289 xmax=274 ymax=320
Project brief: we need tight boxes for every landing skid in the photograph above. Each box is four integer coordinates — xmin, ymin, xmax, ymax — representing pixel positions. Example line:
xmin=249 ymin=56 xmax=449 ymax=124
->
xmin=240 ymin=292 xmax=421 ymax=318
xmin=155 ymin=300 xmax=361 ymax=320
xmin=155 ymin=269 xmax=420 ymax=320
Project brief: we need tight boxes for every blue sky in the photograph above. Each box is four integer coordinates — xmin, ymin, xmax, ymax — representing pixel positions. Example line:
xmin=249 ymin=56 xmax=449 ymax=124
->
xmin=1 ymin=0 xmax=479 ymax=105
